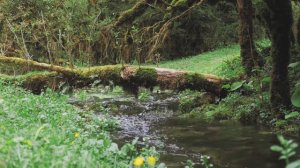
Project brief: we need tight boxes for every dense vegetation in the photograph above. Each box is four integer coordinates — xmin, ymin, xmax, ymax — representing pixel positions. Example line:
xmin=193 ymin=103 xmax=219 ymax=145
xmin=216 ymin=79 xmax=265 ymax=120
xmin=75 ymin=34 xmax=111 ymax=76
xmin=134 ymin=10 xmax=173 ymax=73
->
xmin=0 ymin=0 xmax=266 ymax=65
xmin=1 ymin=0 xmax=300 ymax=167
xmin=0 ymin=82 xmax=162 ymax=168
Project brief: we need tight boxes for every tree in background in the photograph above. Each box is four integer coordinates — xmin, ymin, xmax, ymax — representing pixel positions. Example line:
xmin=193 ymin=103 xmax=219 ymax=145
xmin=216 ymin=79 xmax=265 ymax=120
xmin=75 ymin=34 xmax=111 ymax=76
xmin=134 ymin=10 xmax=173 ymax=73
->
xmin=265 ymin=0 xmax=293 ymax=118
xmin=237 ymin=0 xmax=263 ymax=76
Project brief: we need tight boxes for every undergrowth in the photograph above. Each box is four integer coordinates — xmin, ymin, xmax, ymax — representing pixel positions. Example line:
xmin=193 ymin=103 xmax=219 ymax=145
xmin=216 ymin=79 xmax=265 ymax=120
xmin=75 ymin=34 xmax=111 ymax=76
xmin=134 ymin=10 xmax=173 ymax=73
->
xmin=0 ymin=82 xmax=161 ymax=168
xmin=179 ymin=91 xmax=261 ymax=124
xmin=177 ymin=39 xmax=299 ymax=133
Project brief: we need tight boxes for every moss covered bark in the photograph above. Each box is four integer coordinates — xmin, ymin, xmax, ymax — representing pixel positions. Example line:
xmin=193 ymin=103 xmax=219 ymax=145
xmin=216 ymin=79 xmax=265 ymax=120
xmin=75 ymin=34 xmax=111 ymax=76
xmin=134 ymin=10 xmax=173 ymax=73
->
xmin=265 ymin=0 xmax=293 ymax=118
xmin=237 ymin=0 xmax=263 ymax=76
xmin=0 ymin=56 xmax=223 ymax=95
xmin=114 ymin=0 xmax=153 ymax=27
xmin=297 ymin=17 xmax=300 ymax=46
xmin=0 ymin=56 xmax=75 ymax=76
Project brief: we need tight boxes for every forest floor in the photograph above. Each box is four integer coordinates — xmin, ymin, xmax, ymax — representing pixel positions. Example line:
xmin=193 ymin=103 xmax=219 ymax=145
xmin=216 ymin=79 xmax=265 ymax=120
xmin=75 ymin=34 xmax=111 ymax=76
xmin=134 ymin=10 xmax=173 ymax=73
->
xmin=145 ymin=40 xmax=270 ymax=78
xmin=147 ymin=44 xmax=241 ymax=77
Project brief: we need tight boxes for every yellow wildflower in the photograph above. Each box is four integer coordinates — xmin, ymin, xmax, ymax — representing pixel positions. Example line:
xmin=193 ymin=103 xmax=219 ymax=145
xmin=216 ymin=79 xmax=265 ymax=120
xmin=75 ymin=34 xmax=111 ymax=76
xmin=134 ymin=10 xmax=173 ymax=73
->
xmin=133 ymin=156 xmax=144 ymax=167
xmin=147 ymin=156 xmax=156 ymax=166
xmin=74 ymin=132 xmax=80 ymax=138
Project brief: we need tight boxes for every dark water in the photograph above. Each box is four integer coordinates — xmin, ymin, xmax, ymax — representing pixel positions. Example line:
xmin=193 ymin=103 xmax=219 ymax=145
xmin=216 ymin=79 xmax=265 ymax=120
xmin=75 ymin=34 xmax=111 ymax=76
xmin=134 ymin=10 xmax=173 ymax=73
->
xmin=70 ymin=90 xmax=297 ymax=168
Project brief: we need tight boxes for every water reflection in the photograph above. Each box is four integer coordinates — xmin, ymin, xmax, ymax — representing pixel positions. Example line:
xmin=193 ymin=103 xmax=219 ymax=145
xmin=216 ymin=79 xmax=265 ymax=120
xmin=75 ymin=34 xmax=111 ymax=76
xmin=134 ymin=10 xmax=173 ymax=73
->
xmin=72 ymin=90 xmax=296 ymax=168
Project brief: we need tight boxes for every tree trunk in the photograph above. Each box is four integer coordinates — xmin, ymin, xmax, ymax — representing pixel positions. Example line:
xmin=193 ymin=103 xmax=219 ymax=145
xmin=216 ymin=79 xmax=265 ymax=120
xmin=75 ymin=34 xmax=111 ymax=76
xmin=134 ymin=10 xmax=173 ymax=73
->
xmin=0 ymin=55 xmax=224 ymax=95
xmin=265 ymin=0 xmax=293 ymax=118
xmin=237 ymin=0 xmax=263 ymax=76
xmin=297 ymin=17 xmax=300 ymax=46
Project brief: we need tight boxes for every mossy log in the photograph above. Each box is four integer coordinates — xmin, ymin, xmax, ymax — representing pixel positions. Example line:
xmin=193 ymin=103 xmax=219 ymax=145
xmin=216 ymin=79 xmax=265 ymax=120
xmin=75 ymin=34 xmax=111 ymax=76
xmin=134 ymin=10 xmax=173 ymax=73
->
xmin=0 ymin=56 xmax=75 ymax=76
xmin=0 ymin=56 xmax=224 ymax=95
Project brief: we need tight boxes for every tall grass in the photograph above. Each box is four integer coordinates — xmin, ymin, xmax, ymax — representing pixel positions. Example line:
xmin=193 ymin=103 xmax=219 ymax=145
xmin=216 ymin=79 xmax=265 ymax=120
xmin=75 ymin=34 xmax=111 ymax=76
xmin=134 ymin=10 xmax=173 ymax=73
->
xmin=0 ymin=82 xmax=159 ymax=168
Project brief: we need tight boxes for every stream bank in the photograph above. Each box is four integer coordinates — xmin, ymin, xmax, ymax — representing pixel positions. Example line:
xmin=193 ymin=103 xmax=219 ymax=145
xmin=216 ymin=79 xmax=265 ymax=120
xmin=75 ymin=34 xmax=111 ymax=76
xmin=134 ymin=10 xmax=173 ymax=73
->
xmin=70 ymin=87 xmax=294 ymax=168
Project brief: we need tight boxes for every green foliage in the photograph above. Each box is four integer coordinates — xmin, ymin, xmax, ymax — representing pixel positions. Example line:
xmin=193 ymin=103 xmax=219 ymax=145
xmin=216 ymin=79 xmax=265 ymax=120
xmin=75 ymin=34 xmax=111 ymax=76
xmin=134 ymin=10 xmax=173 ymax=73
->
xmin=159 ymin=1 xmax=242 ymax=60
xmin=289 ymin=61 xmax=300 ymax=107
xmin=170 ymin=0 xmax=188 ymax=7
xmin=148 ymin=45 xmax=240 ymax=77
xmin=228 ymin=80 xmax=246 ymax=91
xmin=135 ymin=68 xmax=158 ymax=88
xmin=271 ymin=135 xmax=299 ymax=166
xmin=292 ymin=87 xmax=300 ymax=107
xmin=178 ymin=90 xmax=202 ymax=113
xmin=0 ymin=82 xmax=161 ymax=167
xmin=138 ymin=89 xmax=152 ymax=102
xmin=0 ymin=0 xmax=116 ymax=64
xmin=275 ymin=120 xmax=288 ymax=129
xmin=285 ymin=112 xmax=300 ymax=120
xmin=216 ymin=57 xmax=244 ymax=78
xmin=200 ymin=155 xmax=214 ymax=168
xmin=181 ymin=92 xmax=260 ymax=123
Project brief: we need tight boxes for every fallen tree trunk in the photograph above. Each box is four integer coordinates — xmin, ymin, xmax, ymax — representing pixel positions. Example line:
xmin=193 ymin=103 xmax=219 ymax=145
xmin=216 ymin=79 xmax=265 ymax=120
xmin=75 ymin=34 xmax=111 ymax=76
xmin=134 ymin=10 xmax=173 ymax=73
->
xmin=0 ymin=55 xmax=224 ymax=95
xmin=0 ymin=56 xmax=75 ymax=76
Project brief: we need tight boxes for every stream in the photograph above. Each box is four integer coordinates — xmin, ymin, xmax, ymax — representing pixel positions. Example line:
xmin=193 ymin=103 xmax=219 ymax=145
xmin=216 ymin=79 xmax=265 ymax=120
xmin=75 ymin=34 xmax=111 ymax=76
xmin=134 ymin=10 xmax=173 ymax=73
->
xmin=70 ymin=88 xmax=291 ymax=168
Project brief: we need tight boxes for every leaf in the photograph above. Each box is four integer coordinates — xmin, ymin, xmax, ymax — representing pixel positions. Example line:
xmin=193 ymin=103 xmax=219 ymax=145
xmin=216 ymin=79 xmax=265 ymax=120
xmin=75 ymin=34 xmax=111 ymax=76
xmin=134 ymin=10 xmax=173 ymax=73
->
xmin=262 ymin=77 xmax=271 ymax=84
xmin=270 ymin=145 xmax=283 ymax=152
xmin=290 ymin=143 xmax=298 ymax=149
xmin=230 ymin=81 xmax=245 ymax=91
xmin=296 ymin=79 xmax=300 ymax=86
xmin=132 ymin=137 xmax=139 ymax=145
xmin=107 ymin=143 xmax=119 ymax=153
xmin=288 ymin=62 xmax=300 ymax=69
xmin=285 ymin=112 xmax=300 ymax=120
xmin=287 ymin=151 xmax=296 ymax=158
xmin=292 ymin=87 xmax=300 ymax=107
xmin=287 ymin=159 xmax=300 ymax=168
xmin=222 ymin=84 xmax=231 ymax=90
xmin=277 ymin=135 xmax=285 ymax=144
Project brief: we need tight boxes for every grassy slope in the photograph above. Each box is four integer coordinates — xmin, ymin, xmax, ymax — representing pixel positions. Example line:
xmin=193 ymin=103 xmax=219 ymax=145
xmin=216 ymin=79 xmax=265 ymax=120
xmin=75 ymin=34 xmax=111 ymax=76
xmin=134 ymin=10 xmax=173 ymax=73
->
xmin=149 ymin=45 xmax=241 ymax=76
xmin=0 ymin=83 xmax=158 ymax=168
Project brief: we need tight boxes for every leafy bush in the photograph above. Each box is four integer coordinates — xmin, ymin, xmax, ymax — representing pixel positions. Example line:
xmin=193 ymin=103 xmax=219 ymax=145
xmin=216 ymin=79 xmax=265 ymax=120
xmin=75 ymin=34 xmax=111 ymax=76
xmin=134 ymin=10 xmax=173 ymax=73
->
xmin=216 ymin=57 xmax=244 ymax=78
xmin=271 ymin=135 xmax=300 ymax=167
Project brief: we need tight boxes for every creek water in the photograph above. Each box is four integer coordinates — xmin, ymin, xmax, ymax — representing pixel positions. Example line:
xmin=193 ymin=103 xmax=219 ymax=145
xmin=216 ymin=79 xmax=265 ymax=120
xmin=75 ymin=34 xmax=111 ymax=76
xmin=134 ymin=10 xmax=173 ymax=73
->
xmin=70 ymin=89 xmax=294 ymax=168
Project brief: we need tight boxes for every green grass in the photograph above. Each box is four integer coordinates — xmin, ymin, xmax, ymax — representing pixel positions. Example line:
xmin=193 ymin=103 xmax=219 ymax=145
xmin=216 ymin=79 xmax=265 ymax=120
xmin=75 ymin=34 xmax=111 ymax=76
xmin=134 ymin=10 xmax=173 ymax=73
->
xmin=145 ymin=40 xmax=271 ymax=78
xmin=149 ymin=45 xmax=241 ymax=76
xmin=0 ymin=82 xmax=160 ymax=168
